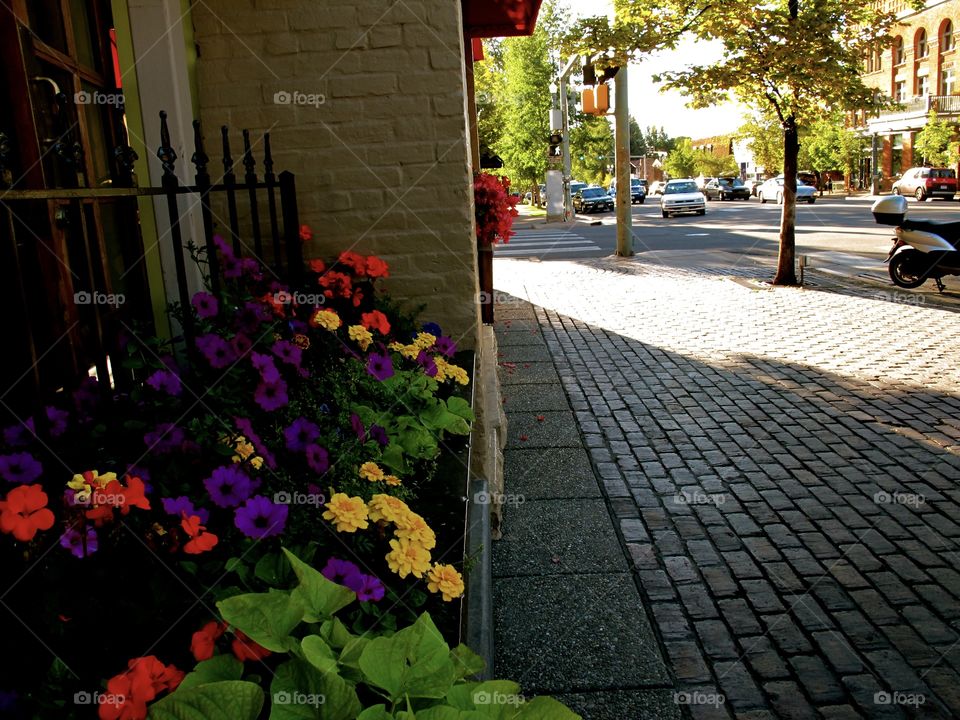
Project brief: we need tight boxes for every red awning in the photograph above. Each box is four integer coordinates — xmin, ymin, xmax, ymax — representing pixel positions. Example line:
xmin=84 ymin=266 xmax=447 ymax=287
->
xmin=463 ymin=0 xmax=543 ymax=38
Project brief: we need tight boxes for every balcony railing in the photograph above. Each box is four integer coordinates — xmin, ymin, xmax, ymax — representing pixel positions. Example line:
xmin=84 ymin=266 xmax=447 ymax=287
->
xmin=869 ymin=95 xmax=960 ymax=123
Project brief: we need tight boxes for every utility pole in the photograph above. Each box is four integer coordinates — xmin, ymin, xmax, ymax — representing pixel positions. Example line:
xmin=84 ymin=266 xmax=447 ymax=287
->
xmin=558 ymin=55 xmax=578 ymax=221
xmin=614 ymin=65 xmax=632 ymax=256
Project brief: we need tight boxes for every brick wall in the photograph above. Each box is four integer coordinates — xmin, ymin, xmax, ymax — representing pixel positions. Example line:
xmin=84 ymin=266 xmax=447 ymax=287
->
xmin=191 ymin=0 xmax=481 ymax=349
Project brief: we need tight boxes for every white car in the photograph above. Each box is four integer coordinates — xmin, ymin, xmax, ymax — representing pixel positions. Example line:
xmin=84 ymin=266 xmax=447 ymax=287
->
xmin=660 ymin=179 xmax=706 ymax=218
xmin=757 ymin=176 xmax=816 ymax=205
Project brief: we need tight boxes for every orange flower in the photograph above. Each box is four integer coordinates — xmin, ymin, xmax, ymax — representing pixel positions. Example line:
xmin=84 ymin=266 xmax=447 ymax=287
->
xmin=99 ymin=656 xmax=183 ymax=720
xmin=190 ymin=621 xmax=226 ymax=662
xmin=366 ymin=256 xmax=389 ymax=278
xmin=231 ymin=630 xmax=272 ymax=662
xmin=307 ymin=258 xmax=326 ymax=274
xmin=118 ymin=475 xmax=150 ymax=515
xmin=0 ymin=484 xmax=54 ymax=541
xmin=181 ymin=514 xmax=218 ymax=555
xmin=361 ymin=310 xmax=390 ymax=335
xmin=338 ymin=250 xmax=368 ymax=275
xmin=299 ymin=224 xmax=314 ymax=242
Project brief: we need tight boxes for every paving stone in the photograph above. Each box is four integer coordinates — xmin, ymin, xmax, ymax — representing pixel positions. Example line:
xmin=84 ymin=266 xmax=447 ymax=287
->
xmin=718 ymin=598 xmax=763 ymax=637
xmin=712 ymin=660 xmax=766 ymax=711
xmin=762 ymin=613 xmax=813 ymax=655
xmin=788 ymin=655 xmax=845 ymax=704
xmin=812 ymin=630 xmax=866 ymax=674
xmin=552 ymin=689 xmax=683 ymax=719
xmin=503 ymin=447 xmax=602 ymax=499
xmin=665 ymin=640 xmax=713 ymax=684
xmin=842 ymin=675 xmax=909 ymax=719
xmin=500 ymin=382 xmax=575 ymax=412
xmin=504 ymin=410 xmax=582 ymax=449
xmin=764 ymin=680 xmax=819 ymax=719
xmin=696 ymin=620 xmax=739 ymax=659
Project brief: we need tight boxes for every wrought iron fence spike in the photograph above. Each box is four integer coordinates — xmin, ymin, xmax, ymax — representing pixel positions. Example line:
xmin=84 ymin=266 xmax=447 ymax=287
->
xmin=157 ymin=111 xmax=177 ymax=176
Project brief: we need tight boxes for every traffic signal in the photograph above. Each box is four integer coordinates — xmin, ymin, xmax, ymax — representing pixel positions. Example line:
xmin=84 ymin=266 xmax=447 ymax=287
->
xmin=548 ymin=131 xmax=563 ymax=157
xmin=581 ymin=84 xmax=609 ymax=116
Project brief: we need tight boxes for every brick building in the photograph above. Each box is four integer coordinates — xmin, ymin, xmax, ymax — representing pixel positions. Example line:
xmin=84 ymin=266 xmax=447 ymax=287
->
xmin=857 ymin=0 xmax=960 ymax=189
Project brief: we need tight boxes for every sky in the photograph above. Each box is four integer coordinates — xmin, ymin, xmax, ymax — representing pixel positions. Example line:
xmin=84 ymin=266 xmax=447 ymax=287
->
xmin=564 ymin=0 xmax=747 ymax=139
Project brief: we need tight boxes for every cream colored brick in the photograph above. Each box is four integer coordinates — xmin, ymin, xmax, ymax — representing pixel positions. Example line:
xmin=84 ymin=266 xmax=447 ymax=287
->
xmin=398 ymin=71 xmax=443 ymax=95
xmin=335 ymin=29 xmax=368 ymax=50
xmin=433 ymin=93 xmax=468 ymax=118
xmin=291 ymin=6 xmax=357 ymax=29
xmin=356 ymin=47 xmax=430 ymax=73
xmin=361 ymin=96 xmax=423 ymax=119
xmin=429 ymin=46 xmax=463 ymax=71
xmin=370 ymin=25 xmax=402 ymax=48
xmin=328 ymin=73 xmax=397 ymax=97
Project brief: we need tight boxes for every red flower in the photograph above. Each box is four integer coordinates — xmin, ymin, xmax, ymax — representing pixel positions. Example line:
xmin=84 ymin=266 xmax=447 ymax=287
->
xmin=307 ymin=258 xmax=326 ymax=274
xmin=0 ymin=484 xmax=54 ymax=541
xmin=474 ymin=173 xmax=518 ymax=246
xmin=318 ymin=270 xmax=352 ymax=299
xmin=190 ymin=620 xmax=227 ymax=662
xmin=338 ymin=251 xmax=368 ymax=276
xmin=98 ymin=656 xmax=183 ymax=720
xmin=299 ymin=224 xmax=314 ymax=242
xmin=231 ymin=630 xmax=272 ymax=662
xmin=181 ymin=513 xmax=218 ymax=555
xmin=365 ymin=255 xmax=389 ymax=278
xmin=118 ymin=476 xmax=150 ymax=515
xmin=361 ymin=310 xmax=390 ymax=335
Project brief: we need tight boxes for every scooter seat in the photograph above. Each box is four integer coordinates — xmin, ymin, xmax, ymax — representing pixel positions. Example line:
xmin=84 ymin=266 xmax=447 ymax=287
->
xmin=901 ymin=218 xmax=960 ymax=245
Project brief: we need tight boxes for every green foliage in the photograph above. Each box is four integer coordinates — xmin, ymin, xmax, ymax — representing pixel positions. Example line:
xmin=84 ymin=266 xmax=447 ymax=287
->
xmin=644 ymin=126 xmax=675 ymax=153
xmin=474 ymin=42 xmax=506 ymax=166
xmin=153 ymin=549 xmax=581 ymax=718
xmin=737 ymin=115 xmax=783 ymax=175
xmin=693 ymin=151 xmax=738 ymax=177
xmin=915 ymin=111 xmax=958 ymax=167
xmin=663 ymin=138 xmax=696 ymax=178
xmin=797 ymin=112 xmax=852 ymax=178
xmin=570 ymin=112 xmax=614 ymax=185
xmin=629 ymin=116 xmax=646 ymax=155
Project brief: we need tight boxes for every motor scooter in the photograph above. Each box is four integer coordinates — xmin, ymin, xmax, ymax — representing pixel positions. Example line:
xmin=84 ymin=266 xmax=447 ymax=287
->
xmin=873 ymin=195 xmax=960 ymax=291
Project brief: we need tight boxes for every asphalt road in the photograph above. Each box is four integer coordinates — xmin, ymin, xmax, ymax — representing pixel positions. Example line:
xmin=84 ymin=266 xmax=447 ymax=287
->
xmin=500 ymin=194 xmax=960 ymax=298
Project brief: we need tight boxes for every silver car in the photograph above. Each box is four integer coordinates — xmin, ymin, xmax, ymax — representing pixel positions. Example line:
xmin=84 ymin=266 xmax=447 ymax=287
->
xmin=660 ymin=179 xmax=706 ymax=218
xmin=757 ymin=176 xmax=816 ymax=204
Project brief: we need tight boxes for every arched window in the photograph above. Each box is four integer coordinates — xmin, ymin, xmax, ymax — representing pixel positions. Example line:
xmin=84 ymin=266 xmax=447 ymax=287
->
xmin=894 ymin=36 xmax=905 ymax=65
xmin=916 ymin=28 xmax=928 ymax=58
xmin=942 ymin=20 xmax=954 ymax=52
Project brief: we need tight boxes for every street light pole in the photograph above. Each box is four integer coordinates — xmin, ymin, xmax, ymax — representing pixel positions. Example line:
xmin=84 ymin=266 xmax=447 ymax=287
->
xmin=614 ymin=65 xmax=632 ymax=256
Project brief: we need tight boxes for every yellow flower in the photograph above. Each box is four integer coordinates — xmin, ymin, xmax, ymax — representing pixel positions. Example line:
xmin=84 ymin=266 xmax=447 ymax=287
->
xmin=384 ymin=474 xmax=402 ymax=487
xmin=348 ymin=325 xmax=373 ymax=351
xmin=395 ymin=344 xmax=419 ymax=360
xmin=446 ymin=364 xmax=469 ymax=385
xmin=359 ymin=461 xmax=385 ymax=482
xmin=395 ymin=512 xmax=436 ymax=550
xmin=427 ymin=563 xmax=465 ymax=601
xmin=387 ymin=341 xmax=405 ymax=352
xmin=311 ymin=308 xmax=341 ymax=331
xmin=322 ymin=492 xmax=369 ymax=533
xmin=433 ymin=357 xmax=448 ymax=382
xmin=413 ymin=332 xmax=436 ymax=350
xmin=367 ymin=494 xmax=412 ymax=524
xmin=385 ymin=537 xmax=432 ymax=578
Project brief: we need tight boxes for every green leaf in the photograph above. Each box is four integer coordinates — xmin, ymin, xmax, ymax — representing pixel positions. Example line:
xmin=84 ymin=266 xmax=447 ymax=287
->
xmin=283 ymin=548 xmax=356 ymax=623
xmin=338 ymin=635 xmax=371 ymax=670
xmin=380 ymin=443 xmax=409 ymax=474
xmin=269 ymin=658 xmax=361 ymax=720
xmin=450 ymin=644 xmax=485 ymax=680
xmin=217 ymin=589 xmax=304 ymax=653
xmin=178 ymin=655 xmax=244 ymax=690
xmin=512 ymin=697 xmax=581 ymax=719
xmin=147 ymin=681 xmax=263 ymax=720
xmin=357 ymin=707 xmax=394 ymax=720
xmin=255 ymin=551 xmax=292 ymax=586
xmin=301 ymin=635 xmax=338 ymax=675
xmin=446 ymin=397 xmax=475 ymax=422
xmin=319 ymin=617 xmax=356 ymax=650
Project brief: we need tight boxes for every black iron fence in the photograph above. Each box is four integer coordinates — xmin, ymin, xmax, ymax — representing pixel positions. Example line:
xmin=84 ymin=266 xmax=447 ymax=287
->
xmin=0 ymin=111 xmax=302 ymax=418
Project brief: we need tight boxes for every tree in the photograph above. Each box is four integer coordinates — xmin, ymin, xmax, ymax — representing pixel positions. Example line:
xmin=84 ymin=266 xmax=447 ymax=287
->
xmin=652 ymin=0 xmax=909 ymax=284
xmin=496 ymin=25 xmax=552 ymax=195
xmin=571 ymin=112 xmax=614 ymax=185
xmin=645 ymin=126 xmax=675 ymax=153
xmin=629 ymin=116 xmax=647 ymax=156
xmin=915 ymin=111 xmax=958 ymax=167
xmin=738 ymin=115 xmax=783 ymax=176
xmin=663 ymin=138 xmax=696 ymax=178
xmin=693 ymin=151 xmax=738 ymax=177
xmin=797 ymin=112 xmax=851 ymax=189
xmin=474 ymin=40 xmax=506 ymax=168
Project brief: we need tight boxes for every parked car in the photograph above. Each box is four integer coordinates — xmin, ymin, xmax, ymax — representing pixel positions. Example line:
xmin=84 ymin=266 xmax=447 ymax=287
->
xmin=757 ymin=176 xmax=816 ymax=204
xmin=609 ymin=178 xmax=646 ymax=204
xmin=538 ymin=183 xmax=546 ymax=207
xmin=569 ymin=181 xmax=589 ymax=198
xmin=745 ymin=178 xmax=765 ymax=196
xmin=649 ymin=180 xmax=667 ymax=195
xmin=703 ymin=177 xmax=751 ymax=201
xmin=573 ymin=186 xmax=614 ymax=213
xmin=892 ymin=167 xmax=958 ymax=201
xmin=660 ymin=179 xmax=706 ymax=218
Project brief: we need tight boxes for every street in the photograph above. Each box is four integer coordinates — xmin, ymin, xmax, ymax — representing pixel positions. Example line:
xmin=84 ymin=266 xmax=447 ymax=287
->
xmin=500 ymin=195 xmax=960 ymax=302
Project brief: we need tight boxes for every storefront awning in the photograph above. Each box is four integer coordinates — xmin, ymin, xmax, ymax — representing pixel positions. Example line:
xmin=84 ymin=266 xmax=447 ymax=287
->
xmin=463 ymin=0 xmax=543 ymax=38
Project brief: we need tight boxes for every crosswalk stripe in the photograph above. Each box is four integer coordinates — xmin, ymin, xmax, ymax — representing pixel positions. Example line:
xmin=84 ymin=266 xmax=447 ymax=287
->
xmin=495 ymin=245 xmax=599 ymax=256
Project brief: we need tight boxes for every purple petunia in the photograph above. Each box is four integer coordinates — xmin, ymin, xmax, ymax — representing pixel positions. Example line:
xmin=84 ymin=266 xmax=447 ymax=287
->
xmin=305 ymin=444 xmax=330 ymax=474
xmin=144 ymin=423 xmax=185 ymax=454
xmin=192 ymin=291 xmax=219 ymax=319
xmin=213 ymin=235 xmax=234 ymax=259
xmin=421 ymin=322 xmax=442 ymax=336
xmin=322 ymin=557 xmax=362 ymax=585
xmin=366 ymin=352 xmax=394 ymax=382
xmin=416 ymin=350 xmax=438 ymax=378
xmin=161 ymin=496 xmax=209 ymax=524
xmin=222 ymin=254 xmax=243 ymax=279
xmin=234 ymin=495 xmax=288 ymax=539
xmin=284 ymin=418 xmax=320 ymax=452
xmin=234 ymin=417 xmax=276 ymax=469
xmin=251 ymin=352 xmax=281 ymax=384
xmin=272 ymin=340 xmax=302 ymax=369
xmin=204 ymin=465 xmax=257 ymax=508
xmin=349 ymin=412 xmax=366 ymax=442
xmin=349 ymin=573 xmax=386 ymax=602
xmin=321 ymin=557 xmax=384 ymax=602
xmin=434 ymin=335 xmax=457 ymax=358
xmin=254 ymin=379 xmax=288 ymax=412
xmin=196 ymin=334 xmax=236 ymax=369
xmin=146 ymin=368 xmax=183 ymax=397
xmin=44 ymin=406 xmax=69 ymax=438
xmin=231 ymin=333 xmax=253 ymax=357
xmin=3 ymin=424 xmax=31 ymax=447
xmin=73 ymin=377 xmax=100 ymax=421
xmin=234 ymin=302 xmax=270 ymax=334
xmin=60 ymin=527 xmax=98 ymax=558
xmin=0 ymin=452 xmax=43 ymax=484
xmin=368 ymin=424 xmax=388 ymax=447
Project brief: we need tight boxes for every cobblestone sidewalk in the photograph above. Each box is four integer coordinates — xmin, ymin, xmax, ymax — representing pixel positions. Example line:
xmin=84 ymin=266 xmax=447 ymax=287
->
xmin=494 ymin=257 xmax=960 ymax=719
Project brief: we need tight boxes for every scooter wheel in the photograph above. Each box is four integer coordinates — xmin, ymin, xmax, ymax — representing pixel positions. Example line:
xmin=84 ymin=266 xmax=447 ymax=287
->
xmin=888 ymin=250 xmax=927 ymax=289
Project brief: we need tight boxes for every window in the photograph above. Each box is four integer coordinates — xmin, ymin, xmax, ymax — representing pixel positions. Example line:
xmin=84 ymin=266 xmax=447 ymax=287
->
xmin=943 ymin=20 xmax=954 ymax=52
xmin=917 ymin=29 xmax=928 ymax=58
xmin=895 ymin=80 xmax=907 ymax=101
xmin=894 ymin=36 xmax=905 ymax=65
xmin=943 ymin=66 xmax=956 ymax=95
xmin=892 ymin=134 xmax=904 ymax=176
xmin=919 ymin=73 xmax=929 ymax=96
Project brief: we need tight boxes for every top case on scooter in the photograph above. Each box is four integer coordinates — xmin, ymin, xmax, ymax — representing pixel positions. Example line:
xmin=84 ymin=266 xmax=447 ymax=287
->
xmin=872 ymin=196 xmax=907 ymax=225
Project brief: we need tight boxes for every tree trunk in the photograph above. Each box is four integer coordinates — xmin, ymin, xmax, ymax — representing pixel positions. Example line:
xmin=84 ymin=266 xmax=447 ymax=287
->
xmin=773 ymin=116 xmax=799 ymax=285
